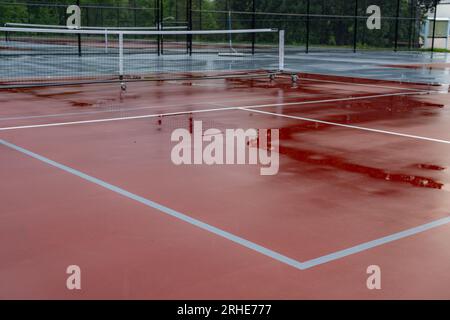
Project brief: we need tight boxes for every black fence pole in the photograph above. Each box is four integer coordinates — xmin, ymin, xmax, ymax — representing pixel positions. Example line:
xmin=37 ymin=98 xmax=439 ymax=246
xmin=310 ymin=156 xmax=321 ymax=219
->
xmin=394 ymin=0 xmax=400 ymax=51
xmin=59 ymin=5 xmax=64 ymax=25
xmin=77 ymin=0 xmax=81 ymax=57
xmin=306 ymin=0 xmax=310 ymax=53
xmin=133 ymin=0 xmax=137 ymax=27
xmin=252 ymin=0 xmax=256 ymax=55
xmin=185 ymin=0 xmax=189 ymax=54
xmin=199 ymin=0 xmax=202 ymax=29
xmin=412 ymin=0 xmax=417 ymax=49
xmin=160 ymin=0 xmax=164 ymax=28
xmin=160 ymin=0 xmax=164 ymax=54
xmin=225 ymin=0 xmax=229 ymax=30
xmin=353 ymin=0 xmax=358 ymax=53
xmin=431 ymin=0 xmax=438 ymax=53
xmin=156 ymin=0 xmax=160 ymax=56
xmin=188 ymin=0 xmax=193 ymax=56
xmin=408 ymin=0 xmax=413 ymax=49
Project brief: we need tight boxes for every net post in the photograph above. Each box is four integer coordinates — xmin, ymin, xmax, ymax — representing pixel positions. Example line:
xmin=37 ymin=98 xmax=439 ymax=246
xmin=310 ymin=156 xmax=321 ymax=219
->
xmin=279 ymin=30 xmax=285 ymax=72
xmin=119 ymin=33 xmax=124 ymax=80
xmin=104 ymin=29 xmax=108 ymax=53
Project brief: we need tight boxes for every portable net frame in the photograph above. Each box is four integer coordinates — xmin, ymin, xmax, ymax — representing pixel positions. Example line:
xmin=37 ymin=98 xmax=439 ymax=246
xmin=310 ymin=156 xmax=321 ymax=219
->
xmin=0 ymin=27 xmax=284 ymax=88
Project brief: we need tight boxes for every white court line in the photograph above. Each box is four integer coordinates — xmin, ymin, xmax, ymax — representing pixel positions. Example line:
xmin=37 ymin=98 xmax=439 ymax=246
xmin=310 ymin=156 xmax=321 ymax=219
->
xmin=0 ymin=90 xmax=309 ymax=122
xmin=0 ymin=91 xmax=429 ymax=131
xmin=0 ymin=103 xmax=219 ymax=122
xmin=0 ymin=107 xmax=236 ymax=131
xmin=239 ymin=107 xmax=450 ymax=145
xmin=2 ymin=138 xmax=450 ymax=271
xmin=0 ymin=80 xmax=313 ymax=122
xmin=230 ymin=91 xmax=429 ymax=110
xmin=0 ymin=105 xmax=163 ymax=121
xmin=282 ymin=72 xmax=446 ymax=92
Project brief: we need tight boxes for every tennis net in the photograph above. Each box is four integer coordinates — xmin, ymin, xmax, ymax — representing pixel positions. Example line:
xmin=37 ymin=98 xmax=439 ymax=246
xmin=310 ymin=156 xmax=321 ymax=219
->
xmin=2 ymin=23 xmax=189 ymax=56
xmin=0 ymin=27 xmax=284 ymax=87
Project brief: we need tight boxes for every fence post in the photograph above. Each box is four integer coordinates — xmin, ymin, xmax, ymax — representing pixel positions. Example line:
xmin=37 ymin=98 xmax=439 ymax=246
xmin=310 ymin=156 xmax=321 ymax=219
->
xmin=199 ymin=0 xmax=202 ymax=29
xmin=156 ymin=0 xmax=160 ymax=56
xmin=431 ymin=0 xmax=438 ymax=53
xmin=252 ymin=0 xmax=256 ymax=55
xmin=306 ymin=0 xmax=310 ymax=53
xmin=408 ymin=0 xmax=414 ymax=49
xmin=188 ymin=0 xmax=193 ymax=56
xmin=133 ymin=0 xmax=137 ymax=27
xmin=77 ymin=0 xmax=81 ymax=56
xmin=394 ymin=0 xmax=400 ymax=51
xmin=160 ymin=0 xmax=164 ymax=54
xmin=353 ymin=0 xmax=358 ymax=53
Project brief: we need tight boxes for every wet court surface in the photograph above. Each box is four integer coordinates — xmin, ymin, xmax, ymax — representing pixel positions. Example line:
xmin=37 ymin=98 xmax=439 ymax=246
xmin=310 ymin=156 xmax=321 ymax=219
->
xmin=1 ymin=73 xmax=450 ymax=299
xmin=286 ymin=51 xmax=450 ymax=84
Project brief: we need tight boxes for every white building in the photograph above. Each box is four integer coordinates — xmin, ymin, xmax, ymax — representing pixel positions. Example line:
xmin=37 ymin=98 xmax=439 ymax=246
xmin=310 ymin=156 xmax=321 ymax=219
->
xmin=424 ymin=0 xmax=450 ymax=49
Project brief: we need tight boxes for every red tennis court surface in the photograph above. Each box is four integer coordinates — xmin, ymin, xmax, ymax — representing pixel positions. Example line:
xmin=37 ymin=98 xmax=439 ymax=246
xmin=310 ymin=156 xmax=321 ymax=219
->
xmin=1 ymin=73 xmax=450 ymax=299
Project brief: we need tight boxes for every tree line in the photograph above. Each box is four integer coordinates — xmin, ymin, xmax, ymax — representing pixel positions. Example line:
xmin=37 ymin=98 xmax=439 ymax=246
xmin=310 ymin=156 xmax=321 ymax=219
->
xmin=0 ymin=0 xmax=442 ymax=49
